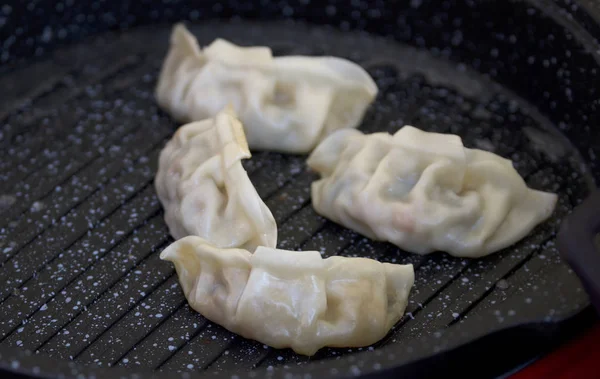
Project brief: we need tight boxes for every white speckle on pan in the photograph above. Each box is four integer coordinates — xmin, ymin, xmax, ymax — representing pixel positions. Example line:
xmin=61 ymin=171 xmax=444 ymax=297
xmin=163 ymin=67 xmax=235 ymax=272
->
xmin=0 ymin=194 xmax=16 ymax=211
xmin=496 ymin=279 xmax=509 ymax=290
xmin=41 ymin=26 xmax=53 ymax=43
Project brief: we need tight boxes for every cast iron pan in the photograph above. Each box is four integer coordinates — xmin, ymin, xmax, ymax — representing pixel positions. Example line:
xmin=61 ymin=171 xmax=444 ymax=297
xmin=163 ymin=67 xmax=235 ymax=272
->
xmin=0 ymin=1 xmax=599 ymax=378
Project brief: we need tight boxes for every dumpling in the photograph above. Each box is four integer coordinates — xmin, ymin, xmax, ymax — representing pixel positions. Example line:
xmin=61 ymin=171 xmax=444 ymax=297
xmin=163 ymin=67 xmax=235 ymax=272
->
xmin=307 ymin=126 xmax=558 ymax=258
xmin=154 ymin=106 xmax=277 ymax=251
xmin=159 ymin=235 xmax=414 ymax=356
xmin=155 ymin=23 xmax=378 ymax=154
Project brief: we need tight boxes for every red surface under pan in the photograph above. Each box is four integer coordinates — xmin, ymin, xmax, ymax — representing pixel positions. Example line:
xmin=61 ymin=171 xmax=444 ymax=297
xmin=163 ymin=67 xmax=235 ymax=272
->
xmin=510 ymin=323 xmax=600 ymax=379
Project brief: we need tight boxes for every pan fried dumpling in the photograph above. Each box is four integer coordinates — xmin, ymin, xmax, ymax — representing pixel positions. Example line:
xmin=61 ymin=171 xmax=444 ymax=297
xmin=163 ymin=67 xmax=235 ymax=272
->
xmin=307 ymin=126 xmax=558 ymax=258
xmin=154 ymin=106 xmax=277 ymax=251
xmin=160 ymin=236 xmax=414 ymax=356
xmin=155 ymin=23 xmax=378 ymax=154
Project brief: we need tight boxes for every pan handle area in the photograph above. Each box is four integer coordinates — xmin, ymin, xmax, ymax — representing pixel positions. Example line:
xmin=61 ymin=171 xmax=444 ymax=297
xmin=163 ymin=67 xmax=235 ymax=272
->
xmin=557 ymin=190 xmax=600 ymax=313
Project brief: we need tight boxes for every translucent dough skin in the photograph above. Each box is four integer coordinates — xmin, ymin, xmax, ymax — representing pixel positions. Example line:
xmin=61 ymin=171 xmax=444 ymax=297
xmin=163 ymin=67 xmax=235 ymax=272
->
xmin=307 ymin=126 xmax=558 ymax=258
xmin=154 ymin=107 xmax=277 ymax=251
xmin=155 ymin=23 xmax=378 ymax=154
xmin=160 ymin=236 xmax=414 ymax=356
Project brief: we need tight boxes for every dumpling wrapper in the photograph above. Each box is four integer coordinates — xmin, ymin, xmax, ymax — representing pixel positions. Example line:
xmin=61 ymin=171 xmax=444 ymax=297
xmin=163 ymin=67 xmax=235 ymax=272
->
xmin=154 ymin=106 xmax=277 ymax=251
xmin=307 ymin=126 xmax=558 ymax=258
xmin=160 ymin=235 xmax=415 ymax=356
xmin=155 ymin=23 xmax=378 ymax=154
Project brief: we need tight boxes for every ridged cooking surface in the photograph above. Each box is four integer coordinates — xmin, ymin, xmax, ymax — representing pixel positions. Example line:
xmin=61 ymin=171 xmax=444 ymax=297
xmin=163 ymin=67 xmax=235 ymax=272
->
xmin=0 ymin=21 xmax=592 ymax=375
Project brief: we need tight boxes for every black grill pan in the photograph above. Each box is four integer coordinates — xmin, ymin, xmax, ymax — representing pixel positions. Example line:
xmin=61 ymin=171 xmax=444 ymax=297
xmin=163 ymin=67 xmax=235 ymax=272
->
xmin=0 ymin=1 xmax=599 ymax=378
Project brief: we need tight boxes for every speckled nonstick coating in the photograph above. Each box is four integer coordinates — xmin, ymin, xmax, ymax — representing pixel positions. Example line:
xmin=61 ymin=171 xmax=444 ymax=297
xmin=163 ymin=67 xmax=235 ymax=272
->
xmin=0 ymin=1 xmax=598 ymax=378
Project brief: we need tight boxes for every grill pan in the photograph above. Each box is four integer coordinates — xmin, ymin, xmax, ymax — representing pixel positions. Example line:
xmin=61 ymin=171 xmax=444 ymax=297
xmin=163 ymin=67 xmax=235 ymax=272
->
xmin=1 ymin=1 xmax=599 ymax=378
